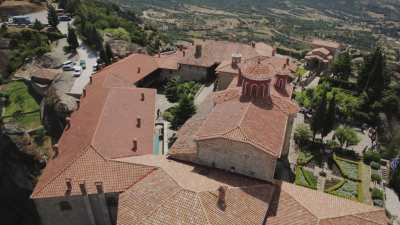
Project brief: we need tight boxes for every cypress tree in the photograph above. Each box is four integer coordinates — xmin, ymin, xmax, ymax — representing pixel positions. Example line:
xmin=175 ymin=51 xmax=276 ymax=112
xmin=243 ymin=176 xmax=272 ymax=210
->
xmin=47 ymin=5 xmax=59 ymax=28
xmin=321 ymin=94 xmax=336 ymax=139
xmin=67 ymin=25 xmax=79 ymax=51
xmin=311 ymin=92 xmax=327 ymax=139
xmin=171 ymin=95 xmax=196 ymax=130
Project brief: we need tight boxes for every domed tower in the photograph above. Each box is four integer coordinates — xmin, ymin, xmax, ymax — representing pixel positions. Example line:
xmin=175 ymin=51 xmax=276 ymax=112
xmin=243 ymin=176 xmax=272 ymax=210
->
xmin=237 ymin=57 xmax=275 ymax=100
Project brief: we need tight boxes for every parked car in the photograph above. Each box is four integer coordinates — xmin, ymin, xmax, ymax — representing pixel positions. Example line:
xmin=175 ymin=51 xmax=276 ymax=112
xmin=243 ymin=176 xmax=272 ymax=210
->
xmin=93 ymin=63 xmax=98 ymax=72
xmin=80 ymin=59 xmax=86 ymax=69
xmin=58 ymin=15 xmax=71 ymax=21
xmin=73 ymin=66 xmax=82 ymax=77
xmin=63 ymin=64 xmax=74 ymax=71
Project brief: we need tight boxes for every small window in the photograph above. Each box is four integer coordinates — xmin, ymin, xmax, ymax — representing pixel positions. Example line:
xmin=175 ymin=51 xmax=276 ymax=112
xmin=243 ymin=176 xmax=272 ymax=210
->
xmin=59 ymin=201 xmax=72 ymax=211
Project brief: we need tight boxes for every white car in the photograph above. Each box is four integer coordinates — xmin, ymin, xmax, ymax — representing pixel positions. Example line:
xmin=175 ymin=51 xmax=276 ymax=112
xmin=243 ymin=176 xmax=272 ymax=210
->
xmin=73 ymin=66 xmax=82 ymax=77
xmin=63 ymin=64 xmax=74 ymax=71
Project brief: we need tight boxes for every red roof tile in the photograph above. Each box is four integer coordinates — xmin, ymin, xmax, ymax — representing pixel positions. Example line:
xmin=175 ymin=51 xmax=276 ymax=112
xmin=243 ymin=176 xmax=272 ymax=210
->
xmin=32 ymin=54 xmax=160 ymax=198
xmin=196 ymin=88 xmax=298 ymax=158
xmin=179 ymin=40 xmax=274 ymax=68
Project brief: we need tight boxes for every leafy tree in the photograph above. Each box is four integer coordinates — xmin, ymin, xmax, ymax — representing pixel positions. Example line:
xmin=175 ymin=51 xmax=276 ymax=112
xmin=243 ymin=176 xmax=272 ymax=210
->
xmin=171 ymin=95 xmax=196 ymax=130
xmin=294 ymin=124 xmax=312 ymax=146
xmin=47 ymin=5 xmax=59 ymax=28
xmin=331 ymin=51 xmax=352 ymax=80
xmin=67 ymin=25 xmax=79 ymax=51
xmin=58 ymin=0 xmax=67 ymax=9
xmin=32 ymin=19 xmax=44 ymax=31
xmin=165 ymin=77 xmax=181 ymax=103
xmin=334 ymin=126 xmax=360 ymax=148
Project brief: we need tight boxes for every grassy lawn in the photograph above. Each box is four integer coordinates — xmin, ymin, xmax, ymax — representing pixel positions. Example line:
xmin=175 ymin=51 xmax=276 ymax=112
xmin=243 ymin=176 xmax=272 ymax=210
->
xmin=1 ymin=81 xmax=41 ymax=130
xmin=334 ymin=155 xmax=360 ymax=181
xmin=295 ymin=167 xmax=318 ymax=190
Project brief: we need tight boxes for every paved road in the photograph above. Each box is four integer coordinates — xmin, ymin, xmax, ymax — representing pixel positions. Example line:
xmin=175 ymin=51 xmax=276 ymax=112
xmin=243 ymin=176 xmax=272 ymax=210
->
xmin=385 ymin=187 xmax=400 ymax=225
xmin=57 ymin=20 xmax=98 ymax=96
xmin=20 ymin=8 xmax=98 ymax=97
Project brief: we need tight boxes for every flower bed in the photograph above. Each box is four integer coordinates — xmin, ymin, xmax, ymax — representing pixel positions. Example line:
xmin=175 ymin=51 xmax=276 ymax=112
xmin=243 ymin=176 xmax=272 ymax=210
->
xmin=295 ymin=167 xmax=318 ymax=190
xmin=324 ymin=178 xmax=344 ymax=192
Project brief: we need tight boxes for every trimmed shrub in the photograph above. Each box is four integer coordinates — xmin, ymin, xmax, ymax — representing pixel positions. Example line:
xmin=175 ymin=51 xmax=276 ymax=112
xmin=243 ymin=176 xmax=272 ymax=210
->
xmin=370 ymin=161 xmax=381 ymax=170
xmin=371 ymin=188 xmax=384 ymax=200
xmin=363 ymin=150 xmax=381 ymax=164
xmin=371 ymin=174 xmax=382 ymax=184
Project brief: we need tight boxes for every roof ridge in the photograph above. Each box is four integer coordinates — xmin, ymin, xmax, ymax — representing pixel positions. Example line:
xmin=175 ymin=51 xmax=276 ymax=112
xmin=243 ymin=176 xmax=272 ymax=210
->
xmin=90 ymin=89 xmax=112 ymax=150
xmin=140 ymin=188 xmax=185 ymax=224
xmin=337 ymin=209 xmax=387 ymax=225
xmin=197 ymin=192 xmax=213 ymax=225
xmin=32 ymin=144 xmax=93 ymax=197
xmin=282 ymin=188 xmax=321 ymax=222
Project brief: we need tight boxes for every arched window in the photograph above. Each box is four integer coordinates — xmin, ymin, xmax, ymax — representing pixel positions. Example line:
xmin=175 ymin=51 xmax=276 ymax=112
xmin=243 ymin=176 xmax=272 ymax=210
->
xmin=251 ymin=84 xmax=258 ymax=97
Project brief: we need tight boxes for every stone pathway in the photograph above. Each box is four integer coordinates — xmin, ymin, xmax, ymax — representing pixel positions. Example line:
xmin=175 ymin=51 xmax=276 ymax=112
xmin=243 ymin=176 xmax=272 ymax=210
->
xmin=385 ymin=187 xmax=400 ymax=225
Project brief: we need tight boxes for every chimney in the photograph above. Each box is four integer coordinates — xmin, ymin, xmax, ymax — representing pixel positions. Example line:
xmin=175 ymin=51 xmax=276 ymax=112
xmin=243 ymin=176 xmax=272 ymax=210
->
xmin=137 ymin=67 xmax=141 ymax=74
xmin=183 ymin=50 xmax=186 ymax=57
xmin=89 ymin=76 xmax=93 ymax=84
xmin=251 ymin=41 xmax=256 ymax=48
xmin=79 ymin=181 xmax=87 ymax=195
xmin=141 ymin=93 xmax=145 ymax=101
xmin=217 ymin=186 xmax=227 ymax=210
xmin=65 ymin=117 xmax=71 ymax=130
xmin=82 ymin=88 xmax=86 ymax=97
xmin=65 ymin=178 xmax=72 ymax=192
xmin=95 ymin=182 xmax=104 ymax=194
xmin=136 ymin=117 xmax=141 ymax=128
xmin=52 ymin=144 xmax=59 ymax=158
xmin=132 ymin=139 xmax=137 ymax=151
xmin=195 ymin=45 xmax=202 ymax=58
xmin=272 ymin=49 xmax=276 ymax=57
xmin=231 ymin=53 xmax=242 ymax=68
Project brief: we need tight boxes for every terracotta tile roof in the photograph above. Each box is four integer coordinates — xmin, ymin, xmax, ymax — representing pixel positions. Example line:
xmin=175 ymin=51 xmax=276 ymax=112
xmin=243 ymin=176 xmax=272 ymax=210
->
xmin=179 ymin=40 xmax=274 ymax=68
xmin=31 ymin=146 xmax=155 ymax=198
xmin=153 ymin=51 xmax=185 ymax=70
xmin=91 ymin=87 xmax=156 ymax=159
xmin=195 ymin=88 xmax=298 ymax=158
xmin=266 ymin=182 xmax=388 ymax=225
xmin=116 ymin=160 xmax=275 ymax=225
xmin=118 ymin=155 xmax=264 ymax=192
xmin=32 ymin=54 xmax=160 ymax=198
xmin=31 ymin=67 xmax=61 ymax=81
xmin=101 ymin=54 xmax=160 ymax=88
xmin=116 ymin=157 xmax=387 ymax=225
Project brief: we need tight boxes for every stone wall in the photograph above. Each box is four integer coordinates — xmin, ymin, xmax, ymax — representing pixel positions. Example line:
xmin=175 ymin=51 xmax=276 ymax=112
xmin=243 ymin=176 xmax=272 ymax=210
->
xmin=216 ymin=72 xmax=236 ymax=91
xmin=197 ymin=138 xmax=277 ymax=181
xmin=34 ymin=192 xmax=118 ymax=225
xmin=178 ymin=64 xmax=208 ymax=81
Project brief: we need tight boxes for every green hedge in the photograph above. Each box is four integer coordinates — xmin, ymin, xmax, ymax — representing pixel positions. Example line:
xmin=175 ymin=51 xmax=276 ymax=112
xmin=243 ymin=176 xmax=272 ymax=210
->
xmin=333 ymin=154 xmax=361 ymax=182
xmin=295 ymin=167 xmax=318 ymax=190
xmin=325 ymin=179 xmax=346 ymax=193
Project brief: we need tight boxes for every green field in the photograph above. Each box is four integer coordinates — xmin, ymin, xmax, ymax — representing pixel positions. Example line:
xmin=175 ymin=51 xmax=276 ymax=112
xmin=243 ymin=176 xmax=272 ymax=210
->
xmin=1 ymin=81 xmax=41 ymax=129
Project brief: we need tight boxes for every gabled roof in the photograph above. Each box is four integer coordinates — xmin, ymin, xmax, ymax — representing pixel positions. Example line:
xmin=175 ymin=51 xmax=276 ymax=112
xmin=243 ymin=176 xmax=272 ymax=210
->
xmin=31 ymin=146 xmax=155 ymax=198
xmin=32 ymin=54 xmax=159 ymax=198
xmin=179 ymin=40 xmax=274 ymax=68
xmin=116 ymin=156 xmax=388 ymax=225
xmin=266 ymin=182 xmax=388 ymax=225
xmin=116 ymin=158 xmax=275 ymax=225
xmin=195 ymin=88 xmax=298 ymax=158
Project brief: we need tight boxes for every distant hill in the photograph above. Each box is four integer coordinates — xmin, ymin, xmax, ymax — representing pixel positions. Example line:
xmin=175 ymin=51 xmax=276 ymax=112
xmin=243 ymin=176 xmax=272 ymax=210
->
xmin=106 ymin=0 xmax=400 ymax=55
